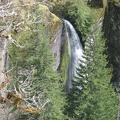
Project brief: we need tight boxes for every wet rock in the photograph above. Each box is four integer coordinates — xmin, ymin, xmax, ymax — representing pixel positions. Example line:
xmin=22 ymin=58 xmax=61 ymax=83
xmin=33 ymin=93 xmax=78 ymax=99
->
xmin=52 ymin=25 xmax=63 ymax=70
xmin=103 ymin=1 xmax=120 ymax=87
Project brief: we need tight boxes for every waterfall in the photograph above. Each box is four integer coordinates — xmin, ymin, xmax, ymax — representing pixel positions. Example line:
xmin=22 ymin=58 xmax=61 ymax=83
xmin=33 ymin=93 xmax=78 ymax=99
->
xmin=63 ymin=20 xmax=84 ymax=91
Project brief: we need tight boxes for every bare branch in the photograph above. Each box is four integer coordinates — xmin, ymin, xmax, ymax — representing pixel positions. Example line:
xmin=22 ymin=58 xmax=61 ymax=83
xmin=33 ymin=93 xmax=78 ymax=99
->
xmin=8 ymin=34 xmax=25 ymax=48
xmin=0 ymin=0 xmax=50 ymax=114
xmin=0 ymin=1 xmax=13 ymax=10
xmin=41 ymin=99 xmax=50 ymax=109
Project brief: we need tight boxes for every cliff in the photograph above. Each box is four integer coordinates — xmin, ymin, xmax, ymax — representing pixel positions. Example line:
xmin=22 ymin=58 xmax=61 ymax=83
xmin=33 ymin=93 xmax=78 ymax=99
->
xmin=103 ymin=0 xmax=120 ymax=89
xmin=0 ymin=1 xmax=63 ymax=119
xmin=10 ymin=2 xmax=63 ymax=70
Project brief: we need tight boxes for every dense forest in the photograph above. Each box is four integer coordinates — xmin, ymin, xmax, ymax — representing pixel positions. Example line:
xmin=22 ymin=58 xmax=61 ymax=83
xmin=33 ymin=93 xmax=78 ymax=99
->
xmin=0 ymin=0 xmax=120 ymax=120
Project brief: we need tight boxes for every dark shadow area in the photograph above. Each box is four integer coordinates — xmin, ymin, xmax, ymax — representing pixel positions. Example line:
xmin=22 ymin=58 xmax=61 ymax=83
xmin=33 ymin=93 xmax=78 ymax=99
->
xmin=102 ymin=2 xmax=120 ymax=91
xmin=87 ymin=0 xmax=103 ymax=8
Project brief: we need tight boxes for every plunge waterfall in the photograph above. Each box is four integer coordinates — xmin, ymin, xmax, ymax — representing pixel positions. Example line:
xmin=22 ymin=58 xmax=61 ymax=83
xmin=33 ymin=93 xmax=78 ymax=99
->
xmin=64 ymin=20 xmax=84 ymax=91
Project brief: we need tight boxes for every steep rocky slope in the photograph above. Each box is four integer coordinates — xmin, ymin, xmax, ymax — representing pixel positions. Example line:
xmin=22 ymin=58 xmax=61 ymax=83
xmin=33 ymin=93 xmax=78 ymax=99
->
xmin=103 ymin=1 xmax=120 ymax=90
xmin=0 ymin=0 xmax=63 ymax=119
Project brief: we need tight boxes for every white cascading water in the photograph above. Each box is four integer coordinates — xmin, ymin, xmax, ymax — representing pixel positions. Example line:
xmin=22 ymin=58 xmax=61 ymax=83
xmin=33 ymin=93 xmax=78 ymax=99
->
xmin=64 ymin=20 xmax=84 ymax=91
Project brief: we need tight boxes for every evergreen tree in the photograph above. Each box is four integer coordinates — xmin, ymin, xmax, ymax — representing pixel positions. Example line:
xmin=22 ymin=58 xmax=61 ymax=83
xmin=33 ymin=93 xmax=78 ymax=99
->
xmin=66 ymin=0 xmax=93 ymax=39
xmin=65 ymin=23 xmax=117 ymax=120
xmin=8 ymin=5 xmax=65 ymax=120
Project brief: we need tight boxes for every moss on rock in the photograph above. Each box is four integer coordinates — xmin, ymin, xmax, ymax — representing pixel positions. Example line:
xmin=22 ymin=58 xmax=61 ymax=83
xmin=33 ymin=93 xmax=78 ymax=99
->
xmin=108 ymin=0 xmax=120 ymax=7
xmin=10 ymin=3 xmax=62 ymax=44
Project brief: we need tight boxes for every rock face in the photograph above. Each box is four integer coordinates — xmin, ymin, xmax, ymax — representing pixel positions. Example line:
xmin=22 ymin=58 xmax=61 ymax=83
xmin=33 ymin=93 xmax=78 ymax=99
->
xmin=103 ymin=1 xmax=120 ymax=88
xmin=0 ymin=38 xmax=10 ymax=120
xmin=0 ymin=38 xmax=6 ymax=83
xmin=87 ymin=0 xmax=103 ymax=7
xmin=52 ymin=25 xmax=63 ymax=70
xmin=0 ymin=1 xmax=63 ymax=118
xmin=11 ymin=3 xmax=62 ymax=70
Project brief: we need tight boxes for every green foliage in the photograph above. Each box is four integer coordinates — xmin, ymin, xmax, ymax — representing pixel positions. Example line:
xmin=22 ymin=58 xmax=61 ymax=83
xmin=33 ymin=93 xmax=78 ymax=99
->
xmin=8 ymin=5 xmax=65 ymax=120
xmin=66 ymin=0 xmax=93 ymax=40
xmin=47 ymin=0 xmax=70 ymax=17
xmin=65 ymin=23 xmax=117 ymax=120
xmin=59 ymin=34 xmax=70 ymax=86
